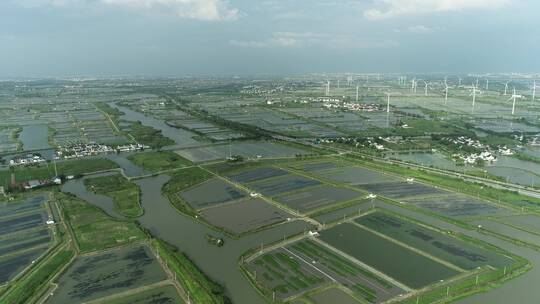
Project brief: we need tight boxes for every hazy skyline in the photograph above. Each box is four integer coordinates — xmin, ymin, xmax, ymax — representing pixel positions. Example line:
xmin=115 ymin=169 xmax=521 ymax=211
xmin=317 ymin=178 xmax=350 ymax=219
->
xmin=1 ymin=0 xmax=538 ymax=77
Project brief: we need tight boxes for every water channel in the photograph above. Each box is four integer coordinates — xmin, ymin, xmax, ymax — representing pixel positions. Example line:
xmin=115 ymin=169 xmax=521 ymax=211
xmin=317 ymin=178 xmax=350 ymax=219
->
xmin=108 ymin=103 xmax=201 ymax=149
xmin=61 ymin=174 xmax=312 ymax=304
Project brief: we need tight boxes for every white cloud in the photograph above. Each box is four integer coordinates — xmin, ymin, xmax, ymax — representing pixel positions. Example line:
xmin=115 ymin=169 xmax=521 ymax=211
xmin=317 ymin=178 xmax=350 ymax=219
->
xmin=102 ymin=0 xmax=239 ymax=21
xmin=364 ymin=0 xmax=510 ymax=20
xmin=16 ymin=0 xmax=239 ymax=21
xmin=230 ymin=32 xmax=398 ymax=49
xmin=394 ymin=25 xmax=443 ymax=34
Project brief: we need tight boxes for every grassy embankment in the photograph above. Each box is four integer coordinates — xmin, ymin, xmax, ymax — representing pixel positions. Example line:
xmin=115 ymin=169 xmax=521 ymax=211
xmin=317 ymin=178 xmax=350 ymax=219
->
xmin=84 ymin=174 xmax=143 ymax=217
xmin=0 ymin=158 xmax=118 ymax=190
xmin=151 ymin=238 xmax=230 ymax=304
xmin=162 ymin=167 xmax=213 ymax=217
xmin=128 ymin=151 xmax=192 ymax=172
xmin=57 ymin=192 xmax=145 ymax=253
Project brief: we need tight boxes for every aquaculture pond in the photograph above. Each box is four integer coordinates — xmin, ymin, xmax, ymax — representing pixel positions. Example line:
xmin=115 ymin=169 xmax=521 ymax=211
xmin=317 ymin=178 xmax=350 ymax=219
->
xmin=201 ymin=198 xmax=289 ymax=235
xmin=405 ymin=194 xmax=513 ymax=219
xmin=308 ymin=287 xmax=362 ymax=304
xmin=319 ymin=223 xmax=460 ymax=289
xmin=104 ymin=284 xmax=184 ymax=304
xmin=179 ymin=177 xmax=246 ymax=210
xmin=247 ymin=174 xmax=321 ymax=197
xmin=226 ymin=166 xmax=289 ymax=183
xmin=175 ymin=141 xmax=308 ymax=163
xmin=274 ymin=185 xmax=363 ymax=213
xmin=48 ymin=245 xmax=167 ymax=303
xmin=19 ymin=124 xmax=51 ymax=151
xmin=391 ymin=152 xmax=473 ymax=173
xmin=0 ymin=248 xmax=48 ymax=284
xmin=358 ymin=181 xmax=447 ymax=199
xmin=311 ymin=166 xmax=398 ymax=185
xmin=356 ymin=212 xmax=514 ymax=269
xmin=486 ymin=156 xmax=540 ymax=187
xmin=0 ymin=194 xmax=52 ymax=285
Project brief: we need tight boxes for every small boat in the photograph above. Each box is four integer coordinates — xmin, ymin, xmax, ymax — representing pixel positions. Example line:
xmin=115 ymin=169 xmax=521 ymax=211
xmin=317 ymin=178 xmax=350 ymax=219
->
xmin=205 ymin=234 xmax=224 ymax=247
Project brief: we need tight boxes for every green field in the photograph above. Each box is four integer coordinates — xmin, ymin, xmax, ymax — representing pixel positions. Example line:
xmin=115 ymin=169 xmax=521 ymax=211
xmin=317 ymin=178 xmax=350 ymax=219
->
xmin=128 ymin=151 xmax=192 ymax=172
xmin=57 ymin=192 xmax=146 ymax=252
xmin=84 ymin=174 xmax=143 ymax=217
xmin=124 ymin=121 xmax=175 ymax=149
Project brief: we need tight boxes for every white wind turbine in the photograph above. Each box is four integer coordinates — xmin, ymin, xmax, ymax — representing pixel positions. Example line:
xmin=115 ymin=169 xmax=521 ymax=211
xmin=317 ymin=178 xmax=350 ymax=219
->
xmin=531 ymin=80 xmax=539 ymax=101
xmin=356 ymin=85 xmax=359 ymax=102
xmin=485 ymin=79 xmax=489 ymax=90
xmin=470 ymin=83 xmax=480 ymax=112
xmin=504 ymin=81 xmax=510 ymax=95
xmin=385 ymin=92 xmax=391 ymax=113
xmin=444 ymin=82 xmax=449 ymax=103
xmin=509 ymin=87 xmax=523 ymax=115
xmin=325 ymin=80 xmax=330 ymax=96
xmin=411 ymin=78 xmax=416 ymax=93
xmin=423 ymin=81 xmax=429 ymax=96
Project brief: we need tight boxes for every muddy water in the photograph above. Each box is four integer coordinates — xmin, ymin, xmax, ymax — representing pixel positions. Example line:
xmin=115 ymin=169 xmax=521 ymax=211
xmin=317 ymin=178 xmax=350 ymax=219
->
xmin=62 ymin=174 xmax=312 ymax=304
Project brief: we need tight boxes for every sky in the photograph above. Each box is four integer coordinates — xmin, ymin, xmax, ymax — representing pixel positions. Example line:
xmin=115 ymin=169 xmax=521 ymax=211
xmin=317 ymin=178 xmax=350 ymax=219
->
xmin=0 ymin=0 xmax=538 ymax=77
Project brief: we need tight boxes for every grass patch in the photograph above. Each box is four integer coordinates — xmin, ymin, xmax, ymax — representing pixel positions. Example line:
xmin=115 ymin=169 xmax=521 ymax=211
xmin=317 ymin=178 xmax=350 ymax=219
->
xmin=151 ymin=238 xmax=230 ymax=304
xmin=84 ymin=174 xmax=143 ymax=217
xmin=128 ymin=151 xmax=192 ymax=172
xmin=57 ymin=192 xmax=145 ymax=253
xmin=122 ymin=121 xmax=174 ymax=149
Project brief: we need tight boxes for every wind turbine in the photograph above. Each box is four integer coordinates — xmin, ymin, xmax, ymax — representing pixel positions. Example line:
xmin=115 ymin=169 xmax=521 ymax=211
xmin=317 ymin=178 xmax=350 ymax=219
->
xmin=385 ymin=92 xmax=391 ymax=113
xmin=532 ymin=80 xmax=539 ymax=101
xmin=485 ymin=79 xmax=489 ymax=90
xmin=325 ymin=80 xmax=330 ymax=96
xmin=423 ymin=81 xmax=429 ymax=96
xmin=411 ymin=78 xmax=416 ymax=93
xmin=444 ymin=83 xmax=449 ymax=104
xmin=509 ymin=87 xmax=523 ymax=115
xmin=356 ymin=85 xmax=359 ymax=102
xmin=470 ymin=83 xmax=479 ymax=112
xmin=458 ymin=77 xmax=462 ymax=87
xmin=504 ymin=81 xmax=510 ymax=95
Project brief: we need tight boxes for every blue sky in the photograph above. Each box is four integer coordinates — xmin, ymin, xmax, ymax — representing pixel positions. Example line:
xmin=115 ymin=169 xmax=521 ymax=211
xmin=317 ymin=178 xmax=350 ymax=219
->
xmin=0 ymin=0 xmax=538 ymax=77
